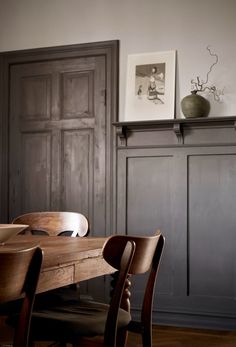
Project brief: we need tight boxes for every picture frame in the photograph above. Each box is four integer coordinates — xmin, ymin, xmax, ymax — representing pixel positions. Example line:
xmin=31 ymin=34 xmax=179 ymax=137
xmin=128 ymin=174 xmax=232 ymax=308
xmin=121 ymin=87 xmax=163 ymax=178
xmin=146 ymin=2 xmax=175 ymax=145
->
xmin=124 ymin=50 xmax=176 ymax=121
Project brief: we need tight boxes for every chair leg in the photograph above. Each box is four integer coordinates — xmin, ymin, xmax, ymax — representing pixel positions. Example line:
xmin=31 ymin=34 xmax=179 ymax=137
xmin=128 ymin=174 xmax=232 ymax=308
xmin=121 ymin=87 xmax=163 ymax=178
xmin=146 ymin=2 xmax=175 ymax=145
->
xmin=116 ymin=330 xmax=128 ymax=347
xmin=142 ymin=326 xmax=152 ymax=347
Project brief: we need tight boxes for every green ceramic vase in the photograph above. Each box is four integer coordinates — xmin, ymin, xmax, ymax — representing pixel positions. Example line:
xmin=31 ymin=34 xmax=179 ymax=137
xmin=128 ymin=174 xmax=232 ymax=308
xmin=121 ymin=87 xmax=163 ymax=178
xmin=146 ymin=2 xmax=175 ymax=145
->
xmin=181 ymin=91 xmax=210 ymax=118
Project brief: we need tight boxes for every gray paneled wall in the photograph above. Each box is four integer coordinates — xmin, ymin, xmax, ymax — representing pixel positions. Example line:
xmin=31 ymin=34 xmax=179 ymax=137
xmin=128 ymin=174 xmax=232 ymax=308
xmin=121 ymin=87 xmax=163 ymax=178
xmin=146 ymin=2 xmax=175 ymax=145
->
xmin=115 ymin=117 xmax=236 ymax=330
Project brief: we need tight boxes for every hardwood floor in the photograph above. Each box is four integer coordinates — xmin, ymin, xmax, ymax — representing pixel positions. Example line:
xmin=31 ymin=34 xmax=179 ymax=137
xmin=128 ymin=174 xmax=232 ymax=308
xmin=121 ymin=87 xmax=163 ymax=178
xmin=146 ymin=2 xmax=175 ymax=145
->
xmin=1 ymin=317 xmax=236 ymax=347
xmin=127 ymin=325 xmax=236 ymax=347
xmin=34 ymin=325 xmax=236 ymax=346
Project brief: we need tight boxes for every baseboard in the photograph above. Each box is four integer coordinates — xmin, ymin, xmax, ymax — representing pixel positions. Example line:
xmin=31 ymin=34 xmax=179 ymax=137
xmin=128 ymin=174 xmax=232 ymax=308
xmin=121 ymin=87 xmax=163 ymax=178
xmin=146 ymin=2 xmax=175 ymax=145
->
xmin=131 ymin=308 xmax=236 ymax=331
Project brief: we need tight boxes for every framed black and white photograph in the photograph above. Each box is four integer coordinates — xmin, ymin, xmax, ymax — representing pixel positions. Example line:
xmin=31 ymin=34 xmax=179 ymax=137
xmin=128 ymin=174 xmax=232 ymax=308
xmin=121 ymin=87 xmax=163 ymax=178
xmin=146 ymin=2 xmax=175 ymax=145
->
xmin=124 ymin=50 xmax=176 ymax=121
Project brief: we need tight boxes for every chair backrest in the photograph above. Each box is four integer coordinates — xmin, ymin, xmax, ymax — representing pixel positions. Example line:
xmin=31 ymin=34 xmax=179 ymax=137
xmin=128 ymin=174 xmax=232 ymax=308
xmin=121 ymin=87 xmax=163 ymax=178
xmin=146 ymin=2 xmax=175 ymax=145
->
xmin=102 ymin=231 xmax=165 ymax=347
xmin=102 ymin=237 xmax=136 ymax=347
xmin=103 ymin=232 xmax=162 ymax=274
xmin=0 ymin=246 xmax=43 ymax=347
xmin=12 ymin=211 xmax=89 ymax=237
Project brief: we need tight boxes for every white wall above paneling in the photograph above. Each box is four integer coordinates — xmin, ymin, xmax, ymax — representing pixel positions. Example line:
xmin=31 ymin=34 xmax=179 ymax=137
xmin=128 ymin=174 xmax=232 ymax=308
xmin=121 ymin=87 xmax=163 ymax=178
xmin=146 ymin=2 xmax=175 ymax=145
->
xmin=0 ymin=0 xmax=235 ymax=118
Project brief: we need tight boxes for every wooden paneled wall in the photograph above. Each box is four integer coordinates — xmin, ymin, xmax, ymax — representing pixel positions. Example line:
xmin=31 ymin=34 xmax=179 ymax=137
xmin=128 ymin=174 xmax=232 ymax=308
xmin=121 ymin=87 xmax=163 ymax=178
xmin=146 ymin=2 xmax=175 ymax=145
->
xmin=114 ymin=117 xmax=236 ymax=330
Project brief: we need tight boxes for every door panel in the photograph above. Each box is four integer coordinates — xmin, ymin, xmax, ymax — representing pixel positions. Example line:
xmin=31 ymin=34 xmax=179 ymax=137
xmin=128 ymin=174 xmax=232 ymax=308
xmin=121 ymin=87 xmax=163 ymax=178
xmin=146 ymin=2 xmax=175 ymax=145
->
xmin=61 ymin=129 xmax=93 ymax=215
xmin=62 ymin=70 xmax=94 ymax=118
xmin=9 ymin=55 xmax=106 ymax=235
xmin=21 ymin=74 xmax=51 ymax=120
xmin=21 ymin=132 xmax=51 ymax=212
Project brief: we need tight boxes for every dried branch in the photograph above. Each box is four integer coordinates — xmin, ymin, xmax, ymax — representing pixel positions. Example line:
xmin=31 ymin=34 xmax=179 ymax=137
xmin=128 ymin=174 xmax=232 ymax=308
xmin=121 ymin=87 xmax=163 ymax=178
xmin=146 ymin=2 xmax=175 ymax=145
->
xmin=191 ymin=46 xmax=223 ymax=102
xmin=202 ymin=45 xmax=218 ymax=86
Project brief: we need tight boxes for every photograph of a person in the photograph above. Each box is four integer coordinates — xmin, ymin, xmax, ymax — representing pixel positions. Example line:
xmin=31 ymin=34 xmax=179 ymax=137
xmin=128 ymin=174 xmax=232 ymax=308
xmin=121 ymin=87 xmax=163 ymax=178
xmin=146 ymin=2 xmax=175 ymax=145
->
xmin=124 ymin=50 xmax=176 ymax=121
xmin=136 ymin=63 xmax=165 ymax=104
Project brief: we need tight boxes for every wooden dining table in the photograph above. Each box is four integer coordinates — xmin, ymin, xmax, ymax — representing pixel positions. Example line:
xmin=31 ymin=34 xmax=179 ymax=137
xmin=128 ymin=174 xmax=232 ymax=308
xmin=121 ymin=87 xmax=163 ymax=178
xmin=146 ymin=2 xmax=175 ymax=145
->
xmin=2 ymin=235 xmax=115 ymax=294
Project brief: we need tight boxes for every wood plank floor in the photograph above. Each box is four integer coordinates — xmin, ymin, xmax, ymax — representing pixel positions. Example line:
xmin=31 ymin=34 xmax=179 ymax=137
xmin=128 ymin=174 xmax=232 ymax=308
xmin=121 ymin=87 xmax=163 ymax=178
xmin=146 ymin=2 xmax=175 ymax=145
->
xmin=127 ymin=325 xmax=236 ymax=347
xmin=1 ymin=317 xmax=236 ymax=347
xmin=33 ymin=325 xmax=236 ymax=347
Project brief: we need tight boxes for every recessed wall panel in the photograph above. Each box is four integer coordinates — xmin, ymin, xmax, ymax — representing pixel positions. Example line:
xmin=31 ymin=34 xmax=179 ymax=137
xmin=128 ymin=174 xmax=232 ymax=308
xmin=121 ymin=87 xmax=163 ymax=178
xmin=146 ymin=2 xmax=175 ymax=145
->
xmin=188 ymin=154 xmax=236 ymax=298
xmin=126 ymin=155 xmax=174 ymax=298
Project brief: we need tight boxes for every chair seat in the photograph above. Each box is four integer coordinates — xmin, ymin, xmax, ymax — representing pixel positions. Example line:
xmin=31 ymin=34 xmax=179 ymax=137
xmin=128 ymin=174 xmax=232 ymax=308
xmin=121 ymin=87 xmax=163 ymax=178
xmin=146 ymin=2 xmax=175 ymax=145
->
xmin=33 ymin=286 xmax=80 ymax=310
xmin=31 ymin=300 xmax=131 ymax=341
xmin=1 ymin=283 xmax=80 ymax=318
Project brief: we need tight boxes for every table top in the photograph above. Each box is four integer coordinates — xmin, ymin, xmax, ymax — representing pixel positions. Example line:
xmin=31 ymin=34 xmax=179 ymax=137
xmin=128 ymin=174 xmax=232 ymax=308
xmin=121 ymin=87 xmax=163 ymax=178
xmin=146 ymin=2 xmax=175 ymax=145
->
xmin=1 ymin=235 xmax=114 ymax=293
xmin=3 ymin=235 xmax=107 ymax=267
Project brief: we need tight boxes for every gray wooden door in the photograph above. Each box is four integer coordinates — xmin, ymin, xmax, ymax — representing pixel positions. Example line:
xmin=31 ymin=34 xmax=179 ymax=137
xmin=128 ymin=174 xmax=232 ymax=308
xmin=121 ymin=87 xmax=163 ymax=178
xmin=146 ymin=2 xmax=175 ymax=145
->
xmin=9 ymin=55 xmax=106 ymax=235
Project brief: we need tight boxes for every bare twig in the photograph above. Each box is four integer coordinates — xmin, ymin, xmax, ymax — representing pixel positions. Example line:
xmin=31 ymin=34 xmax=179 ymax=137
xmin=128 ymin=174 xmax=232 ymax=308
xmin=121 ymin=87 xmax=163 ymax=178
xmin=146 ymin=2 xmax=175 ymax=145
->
xmin=191 ymin=46 xmax=223 ymax=102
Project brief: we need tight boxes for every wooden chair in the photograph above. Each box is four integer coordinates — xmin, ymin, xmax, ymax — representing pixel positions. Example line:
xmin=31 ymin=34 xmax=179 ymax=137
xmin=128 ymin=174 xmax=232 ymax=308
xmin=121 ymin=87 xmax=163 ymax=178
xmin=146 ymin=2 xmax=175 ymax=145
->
xmin=0 ymin=246 xmax=43 ymax=347
xmin=30 ymin=231 xmax=165 ymax=347
xmin=12 ymin=211 xmax=89 ymax=237
xmin=12 ymin=211 xmax=89 ymax=305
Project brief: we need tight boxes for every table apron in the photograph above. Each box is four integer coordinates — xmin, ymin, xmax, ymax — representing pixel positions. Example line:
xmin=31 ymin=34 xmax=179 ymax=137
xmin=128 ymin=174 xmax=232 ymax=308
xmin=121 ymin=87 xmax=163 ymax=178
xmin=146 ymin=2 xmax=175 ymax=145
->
xmin=37 ymin=255 xmax=114 ymax=293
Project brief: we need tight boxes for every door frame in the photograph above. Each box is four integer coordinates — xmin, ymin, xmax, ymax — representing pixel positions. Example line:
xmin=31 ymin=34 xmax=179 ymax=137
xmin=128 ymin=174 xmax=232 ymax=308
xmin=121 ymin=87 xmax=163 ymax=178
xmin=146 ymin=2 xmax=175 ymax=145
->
xmin=0 ymin=40 xmax=119 ymax=228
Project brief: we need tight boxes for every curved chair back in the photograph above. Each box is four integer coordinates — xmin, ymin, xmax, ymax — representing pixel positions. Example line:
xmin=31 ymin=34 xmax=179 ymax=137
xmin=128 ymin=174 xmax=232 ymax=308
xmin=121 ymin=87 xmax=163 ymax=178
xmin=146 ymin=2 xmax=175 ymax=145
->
xmin=27 ymin=231 xmax=164 ymax=347
xmin=12 ymin=211 xmax=89 ymax=237
xmin=0 ymin=246 xmax=43 ymax=347
xmin=103 ymin=238 xmax=136 ymax=347
xmin=103 ymin=231 xmax=165 ymax=347
xmin=103 ymin=232 xmax=161 ymax=274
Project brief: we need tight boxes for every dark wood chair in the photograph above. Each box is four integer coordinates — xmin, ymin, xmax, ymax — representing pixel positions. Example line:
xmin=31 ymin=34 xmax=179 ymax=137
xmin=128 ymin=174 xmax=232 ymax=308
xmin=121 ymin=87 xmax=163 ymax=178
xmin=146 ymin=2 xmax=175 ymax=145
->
xmin=0 ymin=246 xmax=43 ymax=347
xmin=12 ymin=211 xmax=89 ymax=237
xmin=12 ymin=211 xmax=89 ymax=305
xmin=30 ymin=231 xmax=165 ymax=347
